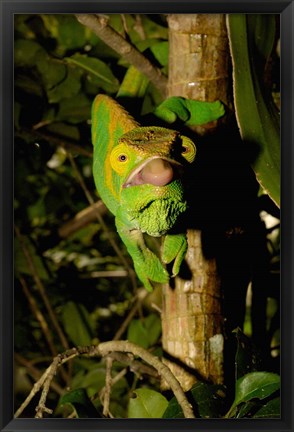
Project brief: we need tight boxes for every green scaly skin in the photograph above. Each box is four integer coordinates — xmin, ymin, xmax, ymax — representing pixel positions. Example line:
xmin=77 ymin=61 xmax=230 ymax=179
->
xmin=92 ymin=94 xmax=224 ymax=291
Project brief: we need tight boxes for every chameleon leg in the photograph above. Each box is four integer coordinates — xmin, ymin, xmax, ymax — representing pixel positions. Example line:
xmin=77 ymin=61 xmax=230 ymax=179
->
xmin=161 ymin=233 xmax=188 ymax=276
xmin=115 ymin=213 xmax=169 ymax=291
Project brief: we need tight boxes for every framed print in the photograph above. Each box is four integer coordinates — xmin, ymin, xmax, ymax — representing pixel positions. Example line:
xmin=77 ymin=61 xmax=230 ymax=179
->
xmin=1 ymin=1 xmax=293 ymax=431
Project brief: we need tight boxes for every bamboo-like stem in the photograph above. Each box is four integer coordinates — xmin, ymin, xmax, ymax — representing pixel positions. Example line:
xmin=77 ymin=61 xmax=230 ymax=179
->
xmin=161 ymin=14 xmax=231 ymax=391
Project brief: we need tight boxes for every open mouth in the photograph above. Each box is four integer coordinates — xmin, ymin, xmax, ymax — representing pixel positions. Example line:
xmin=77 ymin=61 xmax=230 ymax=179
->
xmin=123 ymin=157 xmax=182 ymax=188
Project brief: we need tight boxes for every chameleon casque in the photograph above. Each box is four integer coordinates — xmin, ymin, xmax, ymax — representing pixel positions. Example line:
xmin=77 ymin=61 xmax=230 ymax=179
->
xmin=92 ymin=95 xmax=224 ymax=291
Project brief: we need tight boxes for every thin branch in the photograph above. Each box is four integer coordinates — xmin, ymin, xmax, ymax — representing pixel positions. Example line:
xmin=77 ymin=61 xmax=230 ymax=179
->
xmin=99 ymin=366 xmax=127 ymax=418
xmin=58 ymin=201 xmax=107 ymax=238
xmin=15 ymin=342 xmax=195 ymax=419
xmin=76 ymin=14 xmax=167 ymax=97
xmin=96 ymin=341 xmax=195 ymax=418
xmin=20 ymin=128 xmax=93 ymax=158
xmin=14 ymin=353 xmax=64 ymax=395
xmin=102 ymin=357 xmax=113 ymax=417
xmin=14 ymin=360 xmax=53 ymax=418
xmin=113 ymin=289 xmax=148 ymax=340
xmin=108 ymin=352 xmax=159 ymax=378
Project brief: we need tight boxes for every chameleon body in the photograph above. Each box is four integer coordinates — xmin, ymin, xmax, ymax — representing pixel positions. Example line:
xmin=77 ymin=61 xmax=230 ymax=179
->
xmin=92 ymin=94 xmax=224 ymax=291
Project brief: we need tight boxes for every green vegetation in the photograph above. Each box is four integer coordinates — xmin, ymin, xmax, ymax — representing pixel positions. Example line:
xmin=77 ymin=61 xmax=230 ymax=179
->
xmin=14 ymin=14 xmax=280 ymax=419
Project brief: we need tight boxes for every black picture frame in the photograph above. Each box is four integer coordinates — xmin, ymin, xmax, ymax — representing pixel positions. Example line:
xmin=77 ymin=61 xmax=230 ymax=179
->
xmin=1 ymin=1 xmax=293 ymax=431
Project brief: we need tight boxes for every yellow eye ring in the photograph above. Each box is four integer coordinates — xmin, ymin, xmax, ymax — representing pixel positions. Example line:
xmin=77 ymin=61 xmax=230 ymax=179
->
xmin=110 ymin=144 xmax=129 ymax=174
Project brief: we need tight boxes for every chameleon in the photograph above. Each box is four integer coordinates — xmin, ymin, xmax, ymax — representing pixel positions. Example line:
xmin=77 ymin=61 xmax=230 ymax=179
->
xmin=91 ymin=94 xmax=224 ymax=291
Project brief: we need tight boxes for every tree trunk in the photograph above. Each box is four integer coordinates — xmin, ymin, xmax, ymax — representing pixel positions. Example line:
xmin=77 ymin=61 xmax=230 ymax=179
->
xmin=161 ymin=14 xmax=231 ymax=391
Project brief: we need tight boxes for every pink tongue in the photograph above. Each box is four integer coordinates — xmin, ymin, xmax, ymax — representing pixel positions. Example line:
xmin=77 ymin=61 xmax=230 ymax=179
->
xmin=141 ymin=159 xmax=173 ymax=186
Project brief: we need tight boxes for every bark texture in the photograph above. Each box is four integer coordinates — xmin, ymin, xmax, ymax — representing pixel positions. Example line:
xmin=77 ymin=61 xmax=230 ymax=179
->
xmin=161 ymin=14 xmax=231 ymax=391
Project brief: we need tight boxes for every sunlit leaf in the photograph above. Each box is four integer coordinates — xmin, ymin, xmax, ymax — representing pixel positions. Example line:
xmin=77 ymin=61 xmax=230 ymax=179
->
xmin=128 ymin=388 xmax=168 ymax=418
xmin=234 ymin=371 xmax=280 ymax=407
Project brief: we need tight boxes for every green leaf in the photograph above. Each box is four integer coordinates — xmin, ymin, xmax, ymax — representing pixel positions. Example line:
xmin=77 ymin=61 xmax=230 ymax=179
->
xmin=150 ymin=41 xmax=169 ymax=67
xmin=46 ymin=67 xmax=82 ymax=104
xmin=128 ymin=388 xmax=168 ymax=418
xmin=57 ymin=93 xmax=91 ymax=123
xmin=227 ymin=14 xmax=280 ymax=207
xmin=14 ymin=39 xmax=46 ymax=67
xmin=163 ymin=382 xmax=226 ymax=419
xmin=66 ymin=53 xmax=119 ymax=93
xmin=233 ymin=328 xmax=262 ymax=379
xmin=59 ymin=388 xmax=99 ymax=418
xmin=41 ymin=15 xmax=99 ymax=55
xmin=253 ymin=397 xmax=280 ymax=418
xmin=234 ymin=371 xmax=280 ymax=407
xmin=61 ymin=301 xmax=94 ymax=346
xmin=127 ymin=313 xmax=161 ymax=349
xmin=117 ymin=65 xmax=149 ymax=99
xmin=15 ymin=237 xmax=49 ymax=280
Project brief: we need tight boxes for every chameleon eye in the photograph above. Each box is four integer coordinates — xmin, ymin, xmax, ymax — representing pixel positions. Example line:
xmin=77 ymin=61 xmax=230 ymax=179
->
xmin=110 ymin=144 xmax=130 ymax=174
xmin=118 ymin=154 xmax=128 ymax=162
xmin=180 ymin=136 xmax=196 ymax=163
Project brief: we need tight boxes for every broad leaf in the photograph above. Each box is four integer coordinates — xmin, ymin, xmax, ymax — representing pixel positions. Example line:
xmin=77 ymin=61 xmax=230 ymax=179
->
xmin=163 ymin=382 xmax=225 ymax=419
xmin=66 ymin=53 xmax=119 ymax=93
xmin=234 ymin=371 xmax=280 ymax=407
xmin=253 ymin=397 xmax=280 ymax=418
xmin=227 ymin=14 xmax=280 ymax=207
xmin=60 ymin=388 xmax=99 ymax=418
xmin=61 ymin=301 xmax=94 ymax=346
xmin=127 ymin=313 xmax=161 ymax=349
xmin=233 ymin=328 xmax=262 ymax=379
xmin=128 ymin=388 xmax=168 ymax=418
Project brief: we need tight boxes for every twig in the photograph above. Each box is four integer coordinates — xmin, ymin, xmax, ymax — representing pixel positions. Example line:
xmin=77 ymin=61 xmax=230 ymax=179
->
xmin=20 ymin=128 xmax=93 ymax=158
xmin=14 ymin=361 xmax=55 ymax=418
xmin=102 ymin=357 xmax=113 ymax=417
xmin=96 ymin=341 xmax=195 ymax=418
xmin=113 ymin=289 xmax=148 ymax=340
xmin=14 ymin=353 xmax=64 ymax=395
xmin=99 ymin=366 xmax=127 ymax=417
xmin=58 ymin=201 xmax=107 ymax=238
xmin=108 ymin=352 xmax=159 ymax=378
xmin=82 ymin=270 xmax=128 ymax=279
xmin=76 ymin=14 xmax=167 ymax=97
xmin=15 ymin=342 xmax=195 ymax=419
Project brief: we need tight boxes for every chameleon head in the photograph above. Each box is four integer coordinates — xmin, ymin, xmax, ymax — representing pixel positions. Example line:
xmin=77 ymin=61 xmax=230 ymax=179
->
xmin=109 ymin=126 xmax=196 ymax=236
xmin=109 ymin=126 xmax=196 ymax=189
